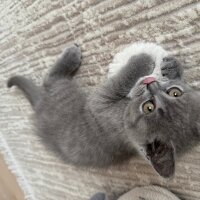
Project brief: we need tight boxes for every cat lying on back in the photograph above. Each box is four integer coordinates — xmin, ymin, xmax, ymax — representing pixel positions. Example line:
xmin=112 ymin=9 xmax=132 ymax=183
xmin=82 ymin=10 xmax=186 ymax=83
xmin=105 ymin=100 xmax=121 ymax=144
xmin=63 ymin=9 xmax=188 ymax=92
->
xmin=7 ymin=42 xmax=200 ymax=178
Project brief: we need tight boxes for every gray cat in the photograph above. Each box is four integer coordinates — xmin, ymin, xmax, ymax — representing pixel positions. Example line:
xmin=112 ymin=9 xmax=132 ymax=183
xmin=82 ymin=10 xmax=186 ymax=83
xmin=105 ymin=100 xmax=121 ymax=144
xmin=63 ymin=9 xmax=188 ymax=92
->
xmin=7 ymin=42 xmax=200 ymax=178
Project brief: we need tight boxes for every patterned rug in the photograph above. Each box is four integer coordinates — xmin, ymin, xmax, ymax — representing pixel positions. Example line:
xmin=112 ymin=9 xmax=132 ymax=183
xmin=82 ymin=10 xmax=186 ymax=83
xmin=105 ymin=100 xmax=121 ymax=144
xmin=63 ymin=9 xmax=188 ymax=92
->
xmin=1 ymin=0 xmax=200 ymax=199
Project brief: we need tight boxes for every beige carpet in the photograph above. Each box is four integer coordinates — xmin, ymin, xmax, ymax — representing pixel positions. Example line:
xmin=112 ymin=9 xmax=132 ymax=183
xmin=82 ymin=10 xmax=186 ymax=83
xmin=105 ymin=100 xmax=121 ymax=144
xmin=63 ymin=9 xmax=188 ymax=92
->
xmin=1 ymin=0 xmax=200 ymax=200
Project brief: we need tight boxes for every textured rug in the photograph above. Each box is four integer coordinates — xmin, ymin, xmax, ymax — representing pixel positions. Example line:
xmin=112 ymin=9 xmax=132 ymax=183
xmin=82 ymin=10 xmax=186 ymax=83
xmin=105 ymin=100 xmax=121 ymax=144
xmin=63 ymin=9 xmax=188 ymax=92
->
xmin=1 ymin=0 xmax=200 ymax=200
xmin=118 ymin=186 xmax=181 ymax=200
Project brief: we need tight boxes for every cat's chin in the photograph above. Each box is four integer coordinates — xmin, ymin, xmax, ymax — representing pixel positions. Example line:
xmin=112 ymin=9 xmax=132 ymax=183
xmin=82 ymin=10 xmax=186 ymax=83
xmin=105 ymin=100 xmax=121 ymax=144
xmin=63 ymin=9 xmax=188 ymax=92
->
xmin=145 ymin=139 xmax=175 ymax=178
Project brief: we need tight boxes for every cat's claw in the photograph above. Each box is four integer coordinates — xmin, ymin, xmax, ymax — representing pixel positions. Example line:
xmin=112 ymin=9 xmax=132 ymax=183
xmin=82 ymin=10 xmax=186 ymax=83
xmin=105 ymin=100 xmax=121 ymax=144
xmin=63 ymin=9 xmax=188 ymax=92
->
xmin=161 ymin=56 xmax=182 ymax=80
xmin=74 ymin=43 xmax=80 ymax=47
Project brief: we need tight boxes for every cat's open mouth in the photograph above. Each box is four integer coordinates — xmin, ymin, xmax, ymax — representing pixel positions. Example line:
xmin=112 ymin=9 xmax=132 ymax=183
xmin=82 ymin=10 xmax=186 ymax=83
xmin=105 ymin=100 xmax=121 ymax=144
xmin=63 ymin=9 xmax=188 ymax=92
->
xmin=145 ymin=139 xmax=175 ymax=178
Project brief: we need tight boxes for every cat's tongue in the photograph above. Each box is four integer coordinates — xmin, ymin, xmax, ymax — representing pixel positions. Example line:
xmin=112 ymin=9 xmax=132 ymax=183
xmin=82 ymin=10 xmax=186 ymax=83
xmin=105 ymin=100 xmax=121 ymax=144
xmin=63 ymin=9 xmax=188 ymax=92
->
xmin=143 ymin=77 xmax=156 ymax=85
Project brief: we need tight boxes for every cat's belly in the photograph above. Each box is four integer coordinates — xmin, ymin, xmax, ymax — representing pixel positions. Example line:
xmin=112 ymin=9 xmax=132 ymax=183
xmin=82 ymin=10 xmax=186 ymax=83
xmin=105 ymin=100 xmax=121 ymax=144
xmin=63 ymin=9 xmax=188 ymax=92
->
xmin=36 ymin=97 xmax=133 ymax=167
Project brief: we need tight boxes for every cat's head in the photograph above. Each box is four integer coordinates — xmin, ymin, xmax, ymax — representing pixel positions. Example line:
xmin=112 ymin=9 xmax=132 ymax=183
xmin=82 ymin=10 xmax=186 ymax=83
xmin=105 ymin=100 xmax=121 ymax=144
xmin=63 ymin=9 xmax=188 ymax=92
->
xmin=125 ymin=76 xmax=199 ymax=178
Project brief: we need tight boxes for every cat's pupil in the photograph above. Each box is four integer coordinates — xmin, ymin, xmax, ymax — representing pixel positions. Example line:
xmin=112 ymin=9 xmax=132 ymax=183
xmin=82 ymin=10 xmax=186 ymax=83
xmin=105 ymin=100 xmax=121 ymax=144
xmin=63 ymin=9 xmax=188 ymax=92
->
xmin=148 ymin=106 xmax=153 ymax=111
xmin=174 ymin=92 xmax=177 ymax=97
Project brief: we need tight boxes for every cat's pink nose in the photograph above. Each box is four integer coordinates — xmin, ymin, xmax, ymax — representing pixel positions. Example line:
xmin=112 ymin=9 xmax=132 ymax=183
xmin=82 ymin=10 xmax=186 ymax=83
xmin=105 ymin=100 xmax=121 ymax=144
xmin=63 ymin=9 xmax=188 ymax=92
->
xmin=143 ymin=77 xmax=156 ymax=85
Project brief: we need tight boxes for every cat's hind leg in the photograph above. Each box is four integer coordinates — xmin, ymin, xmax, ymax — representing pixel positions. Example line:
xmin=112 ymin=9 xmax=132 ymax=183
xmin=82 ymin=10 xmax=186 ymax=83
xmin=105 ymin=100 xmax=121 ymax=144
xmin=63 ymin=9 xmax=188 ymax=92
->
xmin=49 ymin=44 xmax=82 ymax=79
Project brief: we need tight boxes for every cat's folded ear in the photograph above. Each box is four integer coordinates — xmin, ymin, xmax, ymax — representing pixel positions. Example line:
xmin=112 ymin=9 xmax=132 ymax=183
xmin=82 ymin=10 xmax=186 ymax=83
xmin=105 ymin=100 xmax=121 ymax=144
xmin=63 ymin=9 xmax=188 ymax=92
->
xmin=144 ymin=140 xmax=175 ymax=178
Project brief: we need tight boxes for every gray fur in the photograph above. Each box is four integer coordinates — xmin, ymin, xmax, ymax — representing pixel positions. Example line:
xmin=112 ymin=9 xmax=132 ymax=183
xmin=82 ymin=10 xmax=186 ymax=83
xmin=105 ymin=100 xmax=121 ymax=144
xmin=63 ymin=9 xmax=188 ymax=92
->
xmin=7 ymin=44 xmax=200 ymax=178
xmin=90 ymin=193 xmax=107 ymax=200
xmin=7 ymin=75 xmax=41 ymax=108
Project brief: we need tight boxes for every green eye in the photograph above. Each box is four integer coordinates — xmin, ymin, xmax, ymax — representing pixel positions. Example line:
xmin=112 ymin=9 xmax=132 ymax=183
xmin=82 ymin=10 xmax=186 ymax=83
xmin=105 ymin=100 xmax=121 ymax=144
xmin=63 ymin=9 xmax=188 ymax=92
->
xmin=167 ymin=87 xmax=182 ymax=97
xmin=143 ymin=101 xmax=155 ymax=114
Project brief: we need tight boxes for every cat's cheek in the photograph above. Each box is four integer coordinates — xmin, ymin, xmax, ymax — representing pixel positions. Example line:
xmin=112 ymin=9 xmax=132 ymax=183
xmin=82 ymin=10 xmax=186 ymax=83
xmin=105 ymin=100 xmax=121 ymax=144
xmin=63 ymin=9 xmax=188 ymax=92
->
xmin=126 ymin=121 xmax=148 ymax=146
xmin=124 ymin=104 xmax=149 ymax=147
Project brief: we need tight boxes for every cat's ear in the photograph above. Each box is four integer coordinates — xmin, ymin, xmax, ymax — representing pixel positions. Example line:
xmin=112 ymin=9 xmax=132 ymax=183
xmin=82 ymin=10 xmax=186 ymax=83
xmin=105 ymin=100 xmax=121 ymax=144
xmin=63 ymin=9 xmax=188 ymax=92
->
xmin=144 ymin=140 xmax=175 ymax=178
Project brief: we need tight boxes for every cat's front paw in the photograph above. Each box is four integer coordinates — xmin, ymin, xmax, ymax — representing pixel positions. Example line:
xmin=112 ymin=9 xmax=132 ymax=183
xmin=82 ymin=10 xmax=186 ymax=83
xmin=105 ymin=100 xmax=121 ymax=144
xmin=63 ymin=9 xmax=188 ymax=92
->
xmin=161 ymin=56 xmax=183 ymax=79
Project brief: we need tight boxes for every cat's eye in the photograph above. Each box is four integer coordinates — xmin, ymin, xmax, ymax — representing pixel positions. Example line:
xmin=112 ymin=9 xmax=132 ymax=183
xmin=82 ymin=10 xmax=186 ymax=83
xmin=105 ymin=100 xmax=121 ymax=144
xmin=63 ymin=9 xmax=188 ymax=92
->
xmin=143 ymin=101 xmax=155 ymax=114
xmin=167 ymin=87 xmax=182 ymax=97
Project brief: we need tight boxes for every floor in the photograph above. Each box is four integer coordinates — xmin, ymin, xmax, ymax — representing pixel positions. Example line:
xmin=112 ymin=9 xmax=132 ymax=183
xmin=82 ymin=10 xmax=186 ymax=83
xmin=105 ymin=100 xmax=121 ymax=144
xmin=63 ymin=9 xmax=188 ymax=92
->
xmin=0 ymin=154 xmax=24 ymax=200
